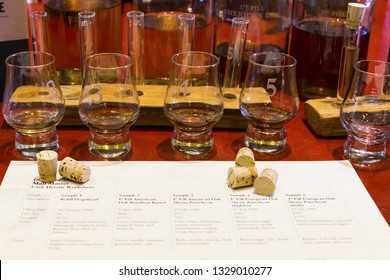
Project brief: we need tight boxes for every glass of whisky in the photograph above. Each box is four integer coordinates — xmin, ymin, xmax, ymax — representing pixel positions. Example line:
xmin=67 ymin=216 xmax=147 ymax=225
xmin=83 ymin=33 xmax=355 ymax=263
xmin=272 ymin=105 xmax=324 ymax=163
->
xmin=2 ymin=51 xmax=65 ymax=158
xmin=340 ymin=60 xmax=390 ymax=170
xmin=164 ymin=51 xmax=224 ymax=155
xmin=79 ymin=53 xmax=140 ymax=159
xmin=239 ymin=52 xmax=299 ymax=153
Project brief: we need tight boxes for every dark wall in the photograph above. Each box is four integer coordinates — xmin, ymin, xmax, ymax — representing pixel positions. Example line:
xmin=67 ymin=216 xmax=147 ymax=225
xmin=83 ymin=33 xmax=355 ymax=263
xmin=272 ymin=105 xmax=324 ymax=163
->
xmin=0 ymin=39 xmax=29 ymax=99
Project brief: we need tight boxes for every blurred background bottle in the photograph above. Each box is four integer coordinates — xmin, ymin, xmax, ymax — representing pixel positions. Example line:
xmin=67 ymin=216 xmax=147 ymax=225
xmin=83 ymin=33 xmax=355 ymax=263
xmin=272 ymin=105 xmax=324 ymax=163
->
xmin=40 ymin=0 xmax=122 ymax=85
xmin=289 ymin=0 xmax=376 ymax=99
xmin=133 ymin=0 xmax=214 ymax=84
xmin=214 ymin=0 xmax=293 ymax=82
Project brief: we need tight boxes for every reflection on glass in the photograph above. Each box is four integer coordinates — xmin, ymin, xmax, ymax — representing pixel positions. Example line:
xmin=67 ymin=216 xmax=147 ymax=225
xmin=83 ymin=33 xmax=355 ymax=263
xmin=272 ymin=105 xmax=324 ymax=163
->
xmin=340 ymin=60 xmax=390 ymax=170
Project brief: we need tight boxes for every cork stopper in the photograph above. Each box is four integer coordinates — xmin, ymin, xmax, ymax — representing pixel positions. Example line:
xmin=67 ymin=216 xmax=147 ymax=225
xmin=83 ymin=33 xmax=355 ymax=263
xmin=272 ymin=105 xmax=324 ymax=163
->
xmin=254 ymin=168 xmax=278 ymax=196
xmin=36 ymin=150 xmax=58 ymax=183
xmin=346 ymin=3 xmax=366 ymax=28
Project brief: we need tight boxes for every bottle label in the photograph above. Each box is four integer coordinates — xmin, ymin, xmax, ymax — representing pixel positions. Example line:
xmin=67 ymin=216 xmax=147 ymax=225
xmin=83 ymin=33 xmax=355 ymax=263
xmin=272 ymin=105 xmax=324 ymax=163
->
xmin=0 ymin=0 xmax=28 ymax=42
xmin=219 ymin=0 xmax=288 ymax=22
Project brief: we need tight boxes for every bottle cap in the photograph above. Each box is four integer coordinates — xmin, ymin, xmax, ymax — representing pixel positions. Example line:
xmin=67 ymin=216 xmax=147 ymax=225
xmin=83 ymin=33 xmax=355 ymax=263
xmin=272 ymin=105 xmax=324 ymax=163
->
xmin=346 ymin=3 xmax=367 ymax=28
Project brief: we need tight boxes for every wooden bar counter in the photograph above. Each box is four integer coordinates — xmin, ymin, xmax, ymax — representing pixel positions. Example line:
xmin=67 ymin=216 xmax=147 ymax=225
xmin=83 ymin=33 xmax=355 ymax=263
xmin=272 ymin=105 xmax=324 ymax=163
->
xmin=1 ymin=0 xmax=389 ymax=227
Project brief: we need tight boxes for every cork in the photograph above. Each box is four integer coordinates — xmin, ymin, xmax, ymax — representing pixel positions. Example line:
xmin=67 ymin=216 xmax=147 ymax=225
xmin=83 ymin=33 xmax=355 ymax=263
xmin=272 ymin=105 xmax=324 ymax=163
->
xmin=36 ymin=150 xmax=58 ymax=183
xmin=59 ymin=157 xmax=91 ymax=183
xmin=235 ymin=147 xmax=255 ymax=167
xmin=254 ymin=168 xmax=278 ymax=196
xmin=227 ymin=166 xmax=258 ymax=188
xmin=346 ymin=3 xmax=366 ymax=28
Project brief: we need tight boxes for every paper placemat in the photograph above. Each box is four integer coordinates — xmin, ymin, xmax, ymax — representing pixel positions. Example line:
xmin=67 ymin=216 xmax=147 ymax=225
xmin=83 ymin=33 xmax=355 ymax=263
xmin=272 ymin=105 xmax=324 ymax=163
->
xmin=0 ymin=160 xmax=389 ymax=259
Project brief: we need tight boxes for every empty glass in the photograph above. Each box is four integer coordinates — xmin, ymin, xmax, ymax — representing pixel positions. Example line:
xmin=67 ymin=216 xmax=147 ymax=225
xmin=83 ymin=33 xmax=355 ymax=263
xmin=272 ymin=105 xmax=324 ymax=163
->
xmin=239 ymin=52 xmax=299 ymax=153
xmin=340 ymin=60 xmax=390 ymax=170
xmin=79 ymin=53 xmax=140 ymax=159
xmin=164 ymin=51 xmax=224 ymax=155
xmin=2 ymin=51 xmax=65 ymax=158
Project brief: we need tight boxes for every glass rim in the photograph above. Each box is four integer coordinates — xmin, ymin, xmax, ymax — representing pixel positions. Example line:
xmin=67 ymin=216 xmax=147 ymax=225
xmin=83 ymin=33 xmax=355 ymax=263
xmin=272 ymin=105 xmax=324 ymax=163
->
xmin=5 ymin=51 xmax=56 ymax=68
xmin=171 ymin=51 xmax=220 ymax=69
xmin=30 ymin=10 xmax=47 ymax=18
xmin=127 ymin=10 xmax=144 ymax=18
xmin=78 ymin=10 xmax=96 ymax=19
xmin=353 ymin=60 xmax=390 ymax=77
xmin=178 ymin=13 xmax=195 ymax=20
xmin=249 ymin=51 xmax=297 ymax=68
xmin=84 ymin=52 xmax=132 ymax=70
xmin=232 ymin=17 xmax=249 ymax=25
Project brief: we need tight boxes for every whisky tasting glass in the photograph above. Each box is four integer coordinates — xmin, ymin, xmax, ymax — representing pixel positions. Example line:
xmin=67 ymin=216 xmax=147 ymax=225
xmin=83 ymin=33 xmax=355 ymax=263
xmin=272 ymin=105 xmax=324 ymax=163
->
xmin=2 ymin=51 xmax=65 ymax=158
xmin=164 ymin=51 xmax=224 ymax=155
xmin=79 ymin=53 xmax=140 ymax=159
xmin=340 ymin=60 xmax=390 ymax=170
xmin=239 ymin=52 xmax=299 ymax=153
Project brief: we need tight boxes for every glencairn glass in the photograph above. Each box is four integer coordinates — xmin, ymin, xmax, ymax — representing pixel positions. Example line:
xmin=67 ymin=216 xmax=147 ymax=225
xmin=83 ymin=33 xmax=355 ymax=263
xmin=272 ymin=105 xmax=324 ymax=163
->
xmin=2 ymin=51 xmax=65 ymax=158
xmin=79 ymin=53 xmax=140 ymax=159
xmin=239 ymin=52 xmax=299 ymax=153
xmin=164 ymin=51 xmax=224 ymax=155
xmin=340 ymin=60 xmax=390 ymax=169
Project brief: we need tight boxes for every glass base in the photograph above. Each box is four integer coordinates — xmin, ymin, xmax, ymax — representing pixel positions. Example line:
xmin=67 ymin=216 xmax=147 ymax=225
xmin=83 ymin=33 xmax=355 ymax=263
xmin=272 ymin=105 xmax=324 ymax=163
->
xmin=171 ymin=128 xmax=213 ymax=155
xmin=88 ymin=130 xmax=131 ymax=159
xmin=343 ymin=138 xmax=386 ymax=170
xmin=244 ymin=124 xmax=286 ymax=153
xmin=15 ymin=128 xmax=59 ymax=158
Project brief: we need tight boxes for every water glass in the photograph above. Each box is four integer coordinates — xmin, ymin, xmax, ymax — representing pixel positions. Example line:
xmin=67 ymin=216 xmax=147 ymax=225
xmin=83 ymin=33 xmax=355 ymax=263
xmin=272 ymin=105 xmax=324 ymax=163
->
xmin=340 ymin=60 xmax=390 ymax=170
xmin=79 ymin=53 xmax=140 ymax=159
xmin=164 ymin=51 xmax=224 ymax=155
xmin=2 ymin=51 xmax=65 ymax=158
xmin=239 ymin=52 xmax=299 ymax=153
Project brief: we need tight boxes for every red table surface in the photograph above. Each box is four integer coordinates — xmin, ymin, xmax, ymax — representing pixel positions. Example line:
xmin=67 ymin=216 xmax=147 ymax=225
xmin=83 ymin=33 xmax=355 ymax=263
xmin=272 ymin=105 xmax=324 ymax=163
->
xmin=1 ymin=0 xmax=387 ymax=226
xmin=1 ymin=99 xmax=390 ymax=224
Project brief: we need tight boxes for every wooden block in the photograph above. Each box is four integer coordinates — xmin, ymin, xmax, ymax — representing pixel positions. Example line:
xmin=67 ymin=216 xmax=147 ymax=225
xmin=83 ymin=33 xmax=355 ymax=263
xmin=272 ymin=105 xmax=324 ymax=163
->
xmin=304 ymin=98 xmax=346 ymax=137
xmin=60 ymin=84 xmax=247 ymax=129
